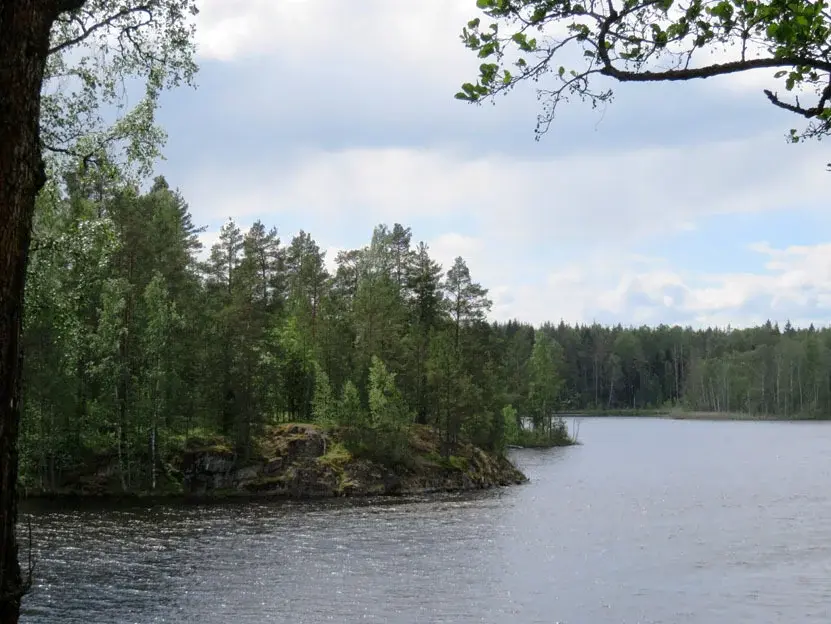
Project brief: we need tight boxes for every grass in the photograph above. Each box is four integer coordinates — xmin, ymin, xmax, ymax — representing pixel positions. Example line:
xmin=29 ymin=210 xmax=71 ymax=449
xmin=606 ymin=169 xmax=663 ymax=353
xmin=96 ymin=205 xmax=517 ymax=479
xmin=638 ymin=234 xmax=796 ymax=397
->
xmin=422 ymin=451 xmax=470 ymax=471
xmin=317 ymin=441 xmax=352 ymax=469
xmin=168 ymin=427 xmax=234 ymax=454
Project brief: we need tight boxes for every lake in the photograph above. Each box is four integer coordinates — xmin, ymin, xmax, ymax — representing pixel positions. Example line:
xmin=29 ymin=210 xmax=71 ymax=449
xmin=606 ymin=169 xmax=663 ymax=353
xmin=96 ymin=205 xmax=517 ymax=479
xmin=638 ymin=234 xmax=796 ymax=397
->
xmin=20 ymin=417 xmax=831 ymax=623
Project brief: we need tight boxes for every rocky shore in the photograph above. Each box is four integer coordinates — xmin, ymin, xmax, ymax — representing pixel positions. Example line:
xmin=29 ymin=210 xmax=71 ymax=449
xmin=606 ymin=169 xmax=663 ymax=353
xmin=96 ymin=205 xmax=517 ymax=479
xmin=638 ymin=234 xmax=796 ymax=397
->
xmin=24 ymin=424 xmax=528 ymax=501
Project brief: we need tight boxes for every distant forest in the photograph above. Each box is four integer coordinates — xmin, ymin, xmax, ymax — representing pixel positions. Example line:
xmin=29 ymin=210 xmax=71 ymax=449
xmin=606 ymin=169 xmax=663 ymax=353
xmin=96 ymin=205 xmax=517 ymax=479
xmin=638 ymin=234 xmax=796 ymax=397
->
xmin=20 ymin=166 xmax=830 ymax=490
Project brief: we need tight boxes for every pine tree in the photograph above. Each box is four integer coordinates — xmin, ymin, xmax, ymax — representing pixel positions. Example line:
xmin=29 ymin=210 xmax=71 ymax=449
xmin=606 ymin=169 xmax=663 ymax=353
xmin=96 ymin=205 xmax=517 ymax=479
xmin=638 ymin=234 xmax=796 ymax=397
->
xmin=444 ymin=256 xmax=491 ymax=352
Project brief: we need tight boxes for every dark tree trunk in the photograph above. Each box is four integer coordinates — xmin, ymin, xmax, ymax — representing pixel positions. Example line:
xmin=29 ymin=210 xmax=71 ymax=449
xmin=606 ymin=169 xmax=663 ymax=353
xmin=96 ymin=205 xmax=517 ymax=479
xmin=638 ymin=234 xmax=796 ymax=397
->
xmin=0 ymin=2 xmax=64 ymax=622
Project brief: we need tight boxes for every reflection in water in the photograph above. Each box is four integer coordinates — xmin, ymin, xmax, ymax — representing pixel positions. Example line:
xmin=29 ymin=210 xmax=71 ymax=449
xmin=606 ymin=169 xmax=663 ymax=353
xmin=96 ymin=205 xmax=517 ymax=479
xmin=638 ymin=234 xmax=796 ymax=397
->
xmin=21 ymin=418 xmax=831 ymax=623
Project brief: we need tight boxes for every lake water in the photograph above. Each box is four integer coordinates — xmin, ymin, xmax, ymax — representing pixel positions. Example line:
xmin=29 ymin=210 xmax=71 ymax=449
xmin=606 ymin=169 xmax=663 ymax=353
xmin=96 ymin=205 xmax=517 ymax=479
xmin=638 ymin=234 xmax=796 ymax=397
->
xmin=20 ymin=417 xmax=831 ymax=623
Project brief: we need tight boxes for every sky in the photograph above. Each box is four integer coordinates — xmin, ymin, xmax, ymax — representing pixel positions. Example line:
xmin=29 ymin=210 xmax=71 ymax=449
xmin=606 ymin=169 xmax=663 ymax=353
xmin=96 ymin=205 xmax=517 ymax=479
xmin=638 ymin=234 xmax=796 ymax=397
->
xmin=150 ymin=0 xmax=831 ymax=329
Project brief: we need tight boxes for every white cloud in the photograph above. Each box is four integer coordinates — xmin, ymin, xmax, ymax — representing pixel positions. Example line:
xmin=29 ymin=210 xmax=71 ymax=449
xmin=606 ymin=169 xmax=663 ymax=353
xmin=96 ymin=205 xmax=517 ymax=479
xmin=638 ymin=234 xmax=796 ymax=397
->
xmin=176 ymin=2 xmax=831 ymax=329
xmin=197 ymin=230 xmax=221 ymax=255
xmin=179 ymin=130 xmax=831 ymax=327
xmin=182 ymin=132 xmax=827 ymax=247
xmin=428 ymin=233 xmax=486 ymax=269
xmin=194 ymin=0 xmax=820 ymax=108
xmin=195 ymin=0 xmax=478 ymax=78
xmin=497 ymin=242 xmax=831 ymax=328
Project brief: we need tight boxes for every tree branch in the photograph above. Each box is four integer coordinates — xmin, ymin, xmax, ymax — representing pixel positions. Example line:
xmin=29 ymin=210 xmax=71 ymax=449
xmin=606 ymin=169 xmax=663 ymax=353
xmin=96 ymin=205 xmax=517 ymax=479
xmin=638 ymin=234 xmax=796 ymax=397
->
xmin=48 ymin=4 xmax=153 ymax=56
xmin=43 ymin=142 xmax=104 ymax=170
xmin=601 ymin=55 xmax=831 ymax=82
xmin=763 ymin=89 xmax=824 ymax=118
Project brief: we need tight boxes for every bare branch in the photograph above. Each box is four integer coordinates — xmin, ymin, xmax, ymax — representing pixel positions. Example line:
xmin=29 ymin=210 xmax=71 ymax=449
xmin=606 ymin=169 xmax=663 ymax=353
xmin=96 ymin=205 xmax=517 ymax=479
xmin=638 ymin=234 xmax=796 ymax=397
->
xmin=763 ymin=89 xmax=824 ymax=118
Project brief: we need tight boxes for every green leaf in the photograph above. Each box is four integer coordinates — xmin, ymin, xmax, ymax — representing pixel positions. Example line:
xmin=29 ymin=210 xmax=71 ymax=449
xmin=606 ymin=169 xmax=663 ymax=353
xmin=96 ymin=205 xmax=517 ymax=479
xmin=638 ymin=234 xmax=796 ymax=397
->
xmin=531 ymin=7 xmax=548 ymax=22
xmin=477 ymin=42 xmax=497 ymax=58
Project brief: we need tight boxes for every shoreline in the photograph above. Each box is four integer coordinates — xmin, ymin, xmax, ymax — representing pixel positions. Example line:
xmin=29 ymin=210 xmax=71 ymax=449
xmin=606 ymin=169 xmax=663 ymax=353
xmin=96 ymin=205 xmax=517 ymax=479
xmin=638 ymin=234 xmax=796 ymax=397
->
xmin=18 ymin=424 xmax=535 ymax=506
xmin=18 ymin=479 xmax=529 ymax=509
xmin=558 ymin=409 xmax=829 ymax=422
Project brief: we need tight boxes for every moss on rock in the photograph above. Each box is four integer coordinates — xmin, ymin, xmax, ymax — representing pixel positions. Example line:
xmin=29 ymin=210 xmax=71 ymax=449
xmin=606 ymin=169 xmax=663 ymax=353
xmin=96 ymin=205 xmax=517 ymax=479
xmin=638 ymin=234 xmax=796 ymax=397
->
xmin=23 ymin=423 xmax=528 ymax=501
xmin=179 ymin=423 xmax=527 ymax=500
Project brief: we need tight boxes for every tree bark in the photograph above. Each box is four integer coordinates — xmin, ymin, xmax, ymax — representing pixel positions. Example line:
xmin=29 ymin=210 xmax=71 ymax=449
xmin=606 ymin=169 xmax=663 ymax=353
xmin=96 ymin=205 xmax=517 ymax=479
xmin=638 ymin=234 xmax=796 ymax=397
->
xmin=0 ymin=2 xmax=62 ymax=621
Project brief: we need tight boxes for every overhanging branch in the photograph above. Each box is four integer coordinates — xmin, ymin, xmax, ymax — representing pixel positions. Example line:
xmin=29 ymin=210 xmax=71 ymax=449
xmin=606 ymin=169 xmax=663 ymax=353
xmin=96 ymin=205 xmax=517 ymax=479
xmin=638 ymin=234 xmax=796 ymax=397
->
xmin=600 ymin=56 xmax=831 ymax=81
xmin=48 ymin=3 xmax=153 ymax=56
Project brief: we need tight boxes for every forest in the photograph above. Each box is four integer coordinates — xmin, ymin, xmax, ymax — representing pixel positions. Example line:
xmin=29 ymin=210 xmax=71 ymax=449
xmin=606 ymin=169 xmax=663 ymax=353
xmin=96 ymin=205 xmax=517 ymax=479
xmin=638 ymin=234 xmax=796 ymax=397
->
xmin=19 ymin=166 xmax=831 ymax=492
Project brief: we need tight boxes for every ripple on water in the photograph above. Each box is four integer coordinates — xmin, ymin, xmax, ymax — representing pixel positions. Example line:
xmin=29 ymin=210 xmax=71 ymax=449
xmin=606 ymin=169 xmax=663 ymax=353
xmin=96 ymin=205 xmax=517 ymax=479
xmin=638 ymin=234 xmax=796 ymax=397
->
xmin=19 ymin=418 xmax=831 ymax=623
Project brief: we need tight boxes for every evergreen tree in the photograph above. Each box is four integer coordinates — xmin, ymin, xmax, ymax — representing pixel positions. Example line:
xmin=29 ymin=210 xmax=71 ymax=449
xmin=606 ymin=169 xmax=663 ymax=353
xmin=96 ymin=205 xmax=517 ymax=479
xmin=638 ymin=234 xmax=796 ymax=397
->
xmin=444 ymin=256 xmax=491 ymax=352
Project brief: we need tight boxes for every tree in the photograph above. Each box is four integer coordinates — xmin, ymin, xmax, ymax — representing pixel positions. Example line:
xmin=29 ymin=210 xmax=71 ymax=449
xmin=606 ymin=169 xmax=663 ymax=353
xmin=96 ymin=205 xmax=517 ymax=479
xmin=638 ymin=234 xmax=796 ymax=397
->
xmin=353 ymin=231 xmax=407 ymax=383
xmin=311 ymin=363 xmax=337 ymax=426
xmin=444 ymin=256 xmax=492 ymax=352
xmin=366 ymin=355 xmax=413 ymax=463
xmin=527 ymin=330 xmax=565 ymax=434
xmin=0 ymin=2 xmax=196 ymax=619
xmin=457 ymin=0 xmax=831 ymax=145
xmin=501 ymin=404 xmax=520 ymax=446
xmin=240 ymin=220 xmax=284 ymax=311
xmin=427 ymin=328 xmax=477 ymax=450
xmin=389 ymin=223 xmax=414 ymax=289
xmin=285 ymin=231 xmax=329 ymax=341
xmin=405 ymin=242 xmax=445 ymax=423
xmin=205 ymin=219 xmax=244 ymax=296
xmin=140 ymin=272 xmax=183 ymax=491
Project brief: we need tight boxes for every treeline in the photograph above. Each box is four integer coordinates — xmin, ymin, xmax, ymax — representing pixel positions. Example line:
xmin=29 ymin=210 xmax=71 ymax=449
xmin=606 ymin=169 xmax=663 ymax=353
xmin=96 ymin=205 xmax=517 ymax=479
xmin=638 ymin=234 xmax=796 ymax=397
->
xmin=20 ymin=167 xmax=568 ymax=492
xmin=21 ymin=167 xmax=831 ymax=491
xmin=542 ymin=319 xmax=831 ymax=418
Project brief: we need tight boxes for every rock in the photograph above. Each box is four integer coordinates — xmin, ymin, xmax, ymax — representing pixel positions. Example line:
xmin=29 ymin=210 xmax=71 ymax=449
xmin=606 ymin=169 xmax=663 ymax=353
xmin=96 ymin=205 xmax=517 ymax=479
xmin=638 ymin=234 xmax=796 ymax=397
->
xmin=38 ymin=423 xmax=528 ymax=501
xmin=182 ymin=450 xmax=236 ymax=494
xmin=263 ymin=458 xmax=284 ymax=475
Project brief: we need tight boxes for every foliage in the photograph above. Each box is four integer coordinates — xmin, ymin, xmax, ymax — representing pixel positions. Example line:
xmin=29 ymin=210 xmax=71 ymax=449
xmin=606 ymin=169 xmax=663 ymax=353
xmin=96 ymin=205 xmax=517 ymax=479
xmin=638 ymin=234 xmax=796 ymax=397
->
xmin=311 ymin=364 xmax=338 ymax=426
xmin=349 ymin=356 xmax=413 ymax=466
xmin=22 ymin=172 xmax=571 ymax=490
xmin=457 ymin=0 xmax=831 ymax=142
xmin=502 ymin=404 xmax=521 ymax=445
xmin=43 ymin=0 xmax=199 ymax=177
xmin=513 ymin=420 xmax=573 ymax=447
xmin=528 ymin=329 xmax=565 ymax=431
xmin=27 ymin=163 xmax=831 ymax=491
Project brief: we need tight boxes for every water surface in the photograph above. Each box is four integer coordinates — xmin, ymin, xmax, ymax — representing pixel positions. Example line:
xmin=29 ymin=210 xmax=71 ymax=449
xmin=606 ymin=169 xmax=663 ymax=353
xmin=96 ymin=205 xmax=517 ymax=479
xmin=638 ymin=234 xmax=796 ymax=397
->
xmin=21 ymin=417 xmax=831 ymax=623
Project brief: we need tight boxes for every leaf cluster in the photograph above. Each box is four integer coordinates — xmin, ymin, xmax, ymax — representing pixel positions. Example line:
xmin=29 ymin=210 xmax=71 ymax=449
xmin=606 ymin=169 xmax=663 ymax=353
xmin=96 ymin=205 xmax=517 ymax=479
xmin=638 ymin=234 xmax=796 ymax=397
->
xmin=458 ymin=0 xmax=831 ymax=141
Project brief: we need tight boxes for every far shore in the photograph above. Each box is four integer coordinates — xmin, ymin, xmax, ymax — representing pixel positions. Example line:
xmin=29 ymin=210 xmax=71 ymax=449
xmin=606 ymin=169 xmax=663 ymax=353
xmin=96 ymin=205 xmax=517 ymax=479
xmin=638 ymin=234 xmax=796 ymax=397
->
xmin=556 ymin=410 xmax=829 ymax=422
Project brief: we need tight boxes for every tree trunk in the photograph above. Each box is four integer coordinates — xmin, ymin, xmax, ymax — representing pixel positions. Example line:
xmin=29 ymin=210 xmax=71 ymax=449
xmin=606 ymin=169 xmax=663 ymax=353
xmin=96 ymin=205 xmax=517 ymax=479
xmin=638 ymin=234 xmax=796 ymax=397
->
xmin=0 ymin=2 xmax=60 ymax=621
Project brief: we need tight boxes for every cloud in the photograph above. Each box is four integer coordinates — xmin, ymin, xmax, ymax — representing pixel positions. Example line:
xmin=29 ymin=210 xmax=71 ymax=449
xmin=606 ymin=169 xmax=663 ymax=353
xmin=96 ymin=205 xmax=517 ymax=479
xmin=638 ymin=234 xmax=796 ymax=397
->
xmin=196 ymin=0 xmax=477 ymax=76
xmin=148 ymin=0 xmax=812 ymax=182
xmin=163 ymin=2 xmax=831 ymax=329
xmin=180 ymin=131 xmax=827 ymax=251
xmin=179 ymin=130 xmax=831 ymax=328
xmin=499 ymin=242 xmax=831 ymax=328
xmin=193 ymin=0 xmax=814 ymax=112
